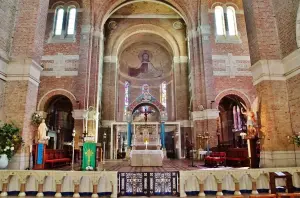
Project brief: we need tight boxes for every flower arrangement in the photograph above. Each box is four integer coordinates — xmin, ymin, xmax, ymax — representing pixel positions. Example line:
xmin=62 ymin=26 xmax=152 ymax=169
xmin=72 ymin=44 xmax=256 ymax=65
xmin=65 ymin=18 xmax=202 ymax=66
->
xmin=0 ymin=123 xmax=23 ymax=160
xmin=86 ymin=166 xmax=93 ymax=171
xmin=287 ymin=132 xmax=300 ymax=147
xmin=31 ymin=112 xmax=43 ymax=126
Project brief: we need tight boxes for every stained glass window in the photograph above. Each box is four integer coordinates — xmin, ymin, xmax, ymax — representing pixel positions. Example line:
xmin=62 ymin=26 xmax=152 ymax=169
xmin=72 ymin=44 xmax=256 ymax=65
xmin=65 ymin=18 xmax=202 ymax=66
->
xmin=227 ymin=6 xmax=237 ymax=36
xmin=55 ymin=8 xmax=64 ymax=35
xmin=160 ymin=82 xmax=167 ymax=108
xmin=124 ymin=81 xmax=130 ymax=115
xmin=67 ymin=7 xmax=77 ymax=35
xmin=215 ymin=6 xmax=225 ymax=36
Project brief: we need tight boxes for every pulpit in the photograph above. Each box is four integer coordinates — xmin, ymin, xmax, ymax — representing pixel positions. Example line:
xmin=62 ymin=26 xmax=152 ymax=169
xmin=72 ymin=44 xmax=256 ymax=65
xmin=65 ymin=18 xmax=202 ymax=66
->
xmin=78 ymin=143 xmax=102 ymax=170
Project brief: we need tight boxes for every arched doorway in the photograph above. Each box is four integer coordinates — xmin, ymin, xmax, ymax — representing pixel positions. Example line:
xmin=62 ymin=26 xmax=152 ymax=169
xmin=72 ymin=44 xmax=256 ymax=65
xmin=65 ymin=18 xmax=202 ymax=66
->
xmin=44 ymin=95 xmax=74 ymax=149
xmin=218 ymin=94 xmax=247 ymax=148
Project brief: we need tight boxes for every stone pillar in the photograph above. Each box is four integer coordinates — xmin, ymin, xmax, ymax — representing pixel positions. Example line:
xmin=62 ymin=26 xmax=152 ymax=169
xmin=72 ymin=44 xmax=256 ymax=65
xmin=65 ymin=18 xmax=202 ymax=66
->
xmin=243 ymin=0 xmax=295 ymax=167
xmin=72 ymin=110 xmax=85 ymax=148
xmin=173 ymin=56 xmax=189 ymax=120
xmin=102 ymin=56 xmax=117 ymax=121
xmin=5 ymin=0 xmax=49 ymax=170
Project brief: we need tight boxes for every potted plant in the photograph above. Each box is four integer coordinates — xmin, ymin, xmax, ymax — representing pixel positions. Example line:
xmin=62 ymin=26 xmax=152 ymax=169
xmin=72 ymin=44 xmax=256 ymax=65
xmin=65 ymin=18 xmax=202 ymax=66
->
xmin=0 ymin=123 xmax=23 ymax=169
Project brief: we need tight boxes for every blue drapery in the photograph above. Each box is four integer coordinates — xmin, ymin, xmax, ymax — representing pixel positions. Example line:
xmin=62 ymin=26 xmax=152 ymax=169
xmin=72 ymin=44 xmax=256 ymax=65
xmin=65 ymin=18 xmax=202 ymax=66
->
xmin=160 ymin=123 xmax=165 ymax=149
xmin=37 ymin=144 xmax=44 ymax=165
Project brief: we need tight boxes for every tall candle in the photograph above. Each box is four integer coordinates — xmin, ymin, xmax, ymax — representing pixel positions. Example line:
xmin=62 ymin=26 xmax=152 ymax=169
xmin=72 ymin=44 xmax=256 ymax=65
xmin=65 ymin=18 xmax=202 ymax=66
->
xmin=29 ymin=145 xmax=32 ymax=153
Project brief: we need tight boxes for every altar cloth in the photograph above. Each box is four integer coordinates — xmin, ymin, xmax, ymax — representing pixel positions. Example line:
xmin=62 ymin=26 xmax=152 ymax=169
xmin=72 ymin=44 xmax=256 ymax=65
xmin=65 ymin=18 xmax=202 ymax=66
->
xmin=130 ymin=150 xmax=163 ymax=166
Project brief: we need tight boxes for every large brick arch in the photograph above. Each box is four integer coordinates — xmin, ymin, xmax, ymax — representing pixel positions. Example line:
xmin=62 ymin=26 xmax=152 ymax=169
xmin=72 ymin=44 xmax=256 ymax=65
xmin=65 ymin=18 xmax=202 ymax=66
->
xmin=37 ymin=89 xmax=78 ymax=111
xmin=215 ymin=89 xmax=251 ymax=108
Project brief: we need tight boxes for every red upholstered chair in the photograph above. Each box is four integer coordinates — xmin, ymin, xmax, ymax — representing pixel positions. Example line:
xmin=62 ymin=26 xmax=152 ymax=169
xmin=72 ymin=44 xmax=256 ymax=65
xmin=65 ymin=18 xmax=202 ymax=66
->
xmin=204 ymin=152 xmax=226 ymax=167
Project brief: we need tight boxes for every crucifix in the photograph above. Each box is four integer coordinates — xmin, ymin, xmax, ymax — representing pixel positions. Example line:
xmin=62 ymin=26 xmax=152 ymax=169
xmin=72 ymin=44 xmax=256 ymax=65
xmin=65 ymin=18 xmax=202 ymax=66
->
xmin=141 ymin=106 xmax=153 ymax=122
xmin=85 ymin=149 xmax=94 ymax=166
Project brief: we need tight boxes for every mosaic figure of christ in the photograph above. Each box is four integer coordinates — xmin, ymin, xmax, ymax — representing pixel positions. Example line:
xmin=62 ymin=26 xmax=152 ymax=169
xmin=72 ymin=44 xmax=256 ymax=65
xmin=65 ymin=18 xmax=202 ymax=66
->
xmin=129 ymin=51 xmax=163 ymax=78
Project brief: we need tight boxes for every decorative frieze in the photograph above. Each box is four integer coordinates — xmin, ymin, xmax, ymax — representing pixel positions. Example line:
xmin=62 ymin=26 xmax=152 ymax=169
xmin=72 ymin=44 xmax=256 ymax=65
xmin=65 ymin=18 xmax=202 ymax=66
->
xmin=212 ymin=53 xmax=252 ymax=77
xmin=41 ymin=53 xmax=79 ymax=78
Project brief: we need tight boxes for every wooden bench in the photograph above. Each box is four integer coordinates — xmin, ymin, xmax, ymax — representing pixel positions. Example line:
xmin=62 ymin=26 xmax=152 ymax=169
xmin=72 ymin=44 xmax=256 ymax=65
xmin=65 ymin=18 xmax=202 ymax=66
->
xmin=44 ymin=149 xmax=71 ymax=168
xmin=204 ymin=152 xmax=226 ymax=167
xmin=277 ymin=193 xmax=300 ymax=198
xmin=249 ymin=194 xmax=277 ymax=198
xmin=226 ymin=148 xmax=249 ymax=167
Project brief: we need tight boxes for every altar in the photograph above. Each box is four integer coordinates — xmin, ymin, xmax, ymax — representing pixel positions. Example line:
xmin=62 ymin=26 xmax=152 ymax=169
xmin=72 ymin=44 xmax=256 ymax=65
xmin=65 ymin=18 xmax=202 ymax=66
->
xmin=130 ymin=150 xmax=163 ymax=166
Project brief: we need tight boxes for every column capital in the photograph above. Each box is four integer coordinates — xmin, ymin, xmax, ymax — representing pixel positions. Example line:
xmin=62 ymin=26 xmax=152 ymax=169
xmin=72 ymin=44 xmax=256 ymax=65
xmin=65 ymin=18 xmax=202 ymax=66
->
xmin=173 ymin=56 xmax=188 ymax=63
xmin=72 ymin=109 xmax=86 ymax=120
xmin=6 ymin=59 xmax=43 ymax=86
xmin=104 ymin=56 xmax=117 ymax=63
xmin=250 ymin=60 xmax=285 ymax=85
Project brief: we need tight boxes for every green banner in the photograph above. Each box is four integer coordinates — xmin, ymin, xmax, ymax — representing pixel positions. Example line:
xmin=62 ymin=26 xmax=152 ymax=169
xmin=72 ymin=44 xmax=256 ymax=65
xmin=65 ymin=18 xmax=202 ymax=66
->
xmin=82 ymin=142 xmax=96 ymax=170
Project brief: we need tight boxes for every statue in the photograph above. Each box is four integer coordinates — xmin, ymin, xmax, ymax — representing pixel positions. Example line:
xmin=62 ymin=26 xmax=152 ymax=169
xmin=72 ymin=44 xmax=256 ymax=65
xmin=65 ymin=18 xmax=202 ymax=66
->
xmin=240 ymin=103 xmax=257 ymax=138
xmin=37 ymin=119 xmax=50 ymax=144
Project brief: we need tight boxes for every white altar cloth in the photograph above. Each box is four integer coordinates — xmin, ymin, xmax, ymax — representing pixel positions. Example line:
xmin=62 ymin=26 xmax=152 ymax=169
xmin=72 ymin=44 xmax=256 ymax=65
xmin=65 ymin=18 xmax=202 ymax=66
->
xmin=130 ymin=150 xmax=164 ymax=166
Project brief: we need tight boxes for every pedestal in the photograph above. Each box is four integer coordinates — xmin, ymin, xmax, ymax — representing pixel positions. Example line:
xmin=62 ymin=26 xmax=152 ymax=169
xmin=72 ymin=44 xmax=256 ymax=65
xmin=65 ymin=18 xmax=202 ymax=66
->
xmin=33 ymin=144 xmax=46 ymax=170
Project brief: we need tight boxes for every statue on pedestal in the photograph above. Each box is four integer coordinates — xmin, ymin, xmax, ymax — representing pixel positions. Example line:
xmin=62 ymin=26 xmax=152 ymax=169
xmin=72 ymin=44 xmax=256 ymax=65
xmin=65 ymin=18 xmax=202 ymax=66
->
xmin=37 ymin=119 xmax=50 ymax=144
xmin=241 ymin=103 xmax=257 ymax=139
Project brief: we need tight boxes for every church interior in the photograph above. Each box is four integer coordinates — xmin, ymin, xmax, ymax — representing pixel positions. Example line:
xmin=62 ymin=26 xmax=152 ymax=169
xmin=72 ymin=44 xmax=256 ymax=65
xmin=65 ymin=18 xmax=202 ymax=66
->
xmin=0 ymin=0 xmax=300 ymax=197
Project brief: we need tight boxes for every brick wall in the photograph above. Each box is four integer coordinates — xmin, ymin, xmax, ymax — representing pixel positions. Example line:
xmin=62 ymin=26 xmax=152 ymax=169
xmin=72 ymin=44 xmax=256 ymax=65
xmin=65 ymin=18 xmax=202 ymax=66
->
xmin=209 ymin=0 xmax=256 ymax=105
xmin=243 ymin=0 xmax=282 ymax=64
xmin=272 ymin=0 xmax=299 ymax=58
xmin=38 ymin=0 xmax=88 ymax=111
xmin=11 ymin=0 xmax=49 ymax=63
xmin=287 ymin=73 xmax=300 ymax=135
xmin=0 ymin=0 xmax=17 ymax=60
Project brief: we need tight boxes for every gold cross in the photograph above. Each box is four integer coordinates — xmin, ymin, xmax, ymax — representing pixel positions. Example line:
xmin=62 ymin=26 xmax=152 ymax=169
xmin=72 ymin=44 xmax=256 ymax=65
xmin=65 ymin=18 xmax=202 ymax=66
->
xmin=85 ymin=149 xmax=94 ymax=166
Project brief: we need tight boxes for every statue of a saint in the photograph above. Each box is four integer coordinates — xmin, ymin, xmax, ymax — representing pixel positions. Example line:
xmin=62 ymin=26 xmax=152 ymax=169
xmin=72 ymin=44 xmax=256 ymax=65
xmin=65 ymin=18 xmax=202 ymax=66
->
xmin=37 ymin=119 xmax=50 ymax=144
xmin=241 ymin=103 xmax=257 ymax=138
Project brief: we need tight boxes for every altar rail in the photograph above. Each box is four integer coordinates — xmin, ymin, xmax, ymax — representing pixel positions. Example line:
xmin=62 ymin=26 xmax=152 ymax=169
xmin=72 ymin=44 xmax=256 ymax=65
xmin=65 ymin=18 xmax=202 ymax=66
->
xmin=1 ymin=168 xmax=300 ymax=197
xmin=0 ymin=170 xmax=117 ymax=197
xmin=179 ymin=167 xmax=300 ymax=197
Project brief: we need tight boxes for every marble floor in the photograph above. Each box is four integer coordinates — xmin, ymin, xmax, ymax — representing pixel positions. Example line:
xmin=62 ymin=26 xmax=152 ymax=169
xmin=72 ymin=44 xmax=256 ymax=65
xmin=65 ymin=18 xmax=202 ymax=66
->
xmin=55 ymin=159 xmax=249 ymax=172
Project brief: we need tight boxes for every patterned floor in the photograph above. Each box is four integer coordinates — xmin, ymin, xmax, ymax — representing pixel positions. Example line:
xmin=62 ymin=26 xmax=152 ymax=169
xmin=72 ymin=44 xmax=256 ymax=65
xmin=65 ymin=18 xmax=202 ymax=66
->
xmin=55 ymin=159 xmax=249 ymax=172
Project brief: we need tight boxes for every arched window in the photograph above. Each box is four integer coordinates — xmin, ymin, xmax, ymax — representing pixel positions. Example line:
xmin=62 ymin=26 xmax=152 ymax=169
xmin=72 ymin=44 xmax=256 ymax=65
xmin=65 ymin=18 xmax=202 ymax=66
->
xmin=160 ymin=82 xmax=167 ymax=108
xmin=124 ymin=81 xmax=130 ymax=115
xmin=54 ymin=8 xmax=64 ymax=35
xmin=227 ymin=6 xmax=238 ymax=36
xmin=215 ymin=6 xmax=225 ymax=36
xmin=67 ymin=7 xmax=77 ymax=35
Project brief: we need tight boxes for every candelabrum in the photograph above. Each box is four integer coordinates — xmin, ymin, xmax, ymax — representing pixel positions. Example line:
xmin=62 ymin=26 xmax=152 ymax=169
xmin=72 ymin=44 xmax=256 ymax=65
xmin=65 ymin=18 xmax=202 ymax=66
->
xmin=197 ymin=132 xmax=211 ymax=152
xmin=71 ymin=129 xmax=76 ymax=171
xmin=103 ymin=132 xmax=107 ymax=165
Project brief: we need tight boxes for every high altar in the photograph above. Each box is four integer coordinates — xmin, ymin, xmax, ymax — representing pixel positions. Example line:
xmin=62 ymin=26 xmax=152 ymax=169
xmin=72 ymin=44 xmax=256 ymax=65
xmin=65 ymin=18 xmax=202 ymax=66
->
xmin=130 ymin=123 xmax=164 ymax=166
xmin=126 ymin=84 xmax=168 ymax=167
